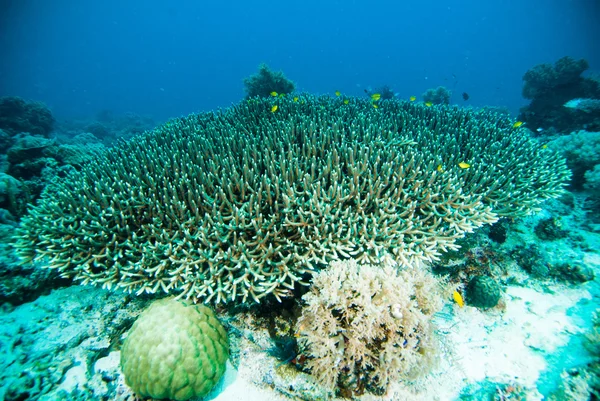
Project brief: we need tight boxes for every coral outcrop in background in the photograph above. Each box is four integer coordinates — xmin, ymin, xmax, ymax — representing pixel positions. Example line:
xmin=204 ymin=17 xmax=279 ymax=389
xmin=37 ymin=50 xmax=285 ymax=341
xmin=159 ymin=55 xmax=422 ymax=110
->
xmin=518 ymin=56 xmax=600 ymax=132
xmin=243 ymin=64 xmax=295 ymax=98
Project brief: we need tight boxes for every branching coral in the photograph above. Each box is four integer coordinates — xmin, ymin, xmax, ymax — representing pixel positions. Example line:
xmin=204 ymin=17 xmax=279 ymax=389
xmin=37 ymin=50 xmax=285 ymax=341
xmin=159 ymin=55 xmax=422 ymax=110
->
xmin=14 ymin=95 xmax=570 ymax=304
xmin=295 ymin=259 xmax=445 ymax=395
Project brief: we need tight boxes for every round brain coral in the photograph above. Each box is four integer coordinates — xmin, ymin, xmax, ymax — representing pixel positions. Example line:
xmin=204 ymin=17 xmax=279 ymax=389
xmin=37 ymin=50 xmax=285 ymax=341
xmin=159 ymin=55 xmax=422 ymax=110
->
xmin=466 ymin=275 xmax=502 ymax=309
xmin=120 ymin=298 xmax=229 ymax=400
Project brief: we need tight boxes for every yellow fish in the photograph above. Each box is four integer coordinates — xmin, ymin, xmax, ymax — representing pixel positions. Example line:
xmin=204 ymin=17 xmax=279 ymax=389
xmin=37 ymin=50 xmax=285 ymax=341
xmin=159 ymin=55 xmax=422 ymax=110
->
xmin=344 ymin=99 xmax=349 ymax=104
xmin=371 ymin=93 xmax=381 ymax=101
xmin=373 ymin=104 xmax=379 ymax=109
xmin=512 ymin=121 xmax=523 ymax=128
xmin=458 ymin=162 xmax=470 ymax=169
xmin=279 ymin=93 xmax=284 ymax=98
xmin=271 ymin=105 xmax=278 ymax=113
xmin=453 ymin=290 xmax=464 ymax=308
xmin=335 ymin=90 xmax=341 ymax=96
xmin=436 ymin=164 xmax=444 ymax=173
xmin=270 ymin=91 xmax=278 ymax=97
xmin=293 ymin=96 xmax=299 ymax=102
xmin=425 ymin=102 xmax=433 ymax=107
xmin=294 ymin=323 xmax=306 ymax=338
xmin=542 ymin=144 xmax=547 ymax=149
xmin=409 ymin=96 xmax=416 ymax=102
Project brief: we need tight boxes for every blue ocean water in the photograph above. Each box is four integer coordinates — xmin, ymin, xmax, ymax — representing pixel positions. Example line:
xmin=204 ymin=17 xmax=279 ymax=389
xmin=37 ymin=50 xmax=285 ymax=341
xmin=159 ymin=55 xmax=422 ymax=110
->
xmin=1 ymin=0 xmax=599 ymax=121
xmin=1 ymin=2 xmax=600 ymax=401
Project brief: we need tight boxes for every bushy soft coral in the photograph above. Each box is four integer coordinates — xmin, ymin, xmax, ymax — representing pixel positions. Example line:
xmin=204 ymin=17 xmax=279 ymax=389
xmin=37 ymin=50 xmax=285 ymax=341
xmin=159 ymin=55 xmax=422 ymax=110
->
xmin=295 ymin=258 xmax=444 ymax=396
xmin=422 ymin=86 xmax=451 ymax=105
xmin=243 ymin=64 xmax=295 ymax=98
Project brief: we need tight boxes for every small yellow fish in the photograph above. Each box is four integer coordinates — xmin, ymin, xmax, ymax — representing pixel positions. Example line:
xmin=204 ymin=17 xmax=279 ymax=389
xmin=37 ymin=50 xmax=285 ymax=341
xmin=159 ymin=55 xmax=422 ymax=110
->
xmin=270 ymin=91 xmax=278 ymax=97
xmin=294 ymin=323 xmax=305 ymax=338
xmin=513 ymin=121 xmax=523 ymax=128
xmin=335 ymin=90 xmax=341 ymax=97
xmin=542 ymin=144 xmax=547 ymax=149
xmin=279 ymin=93 xmax=284 ymax=98
xmin=436 ymin=164 xmax=444 ymax=172
xmin=425 ymin=102 xmax=433 ymax=107
xmin=453 ymin=290 xmax=464 ymax=308
xmin=344 ymin=99 xmax=349 ymax=104
xmin=409 ymin=96 xmax=416 ymax=102
xmin=458 ymin=161 xmax=470 ymax=169
xmin=373 ymin=104 xmax=379 ymax=109
xmin=293 ymin=96 xmax=299 ymax=102
xmin=271 ymin=105 xmax=278 ymax=113
xmin=371 ymin=93 xmax=381 ymax=101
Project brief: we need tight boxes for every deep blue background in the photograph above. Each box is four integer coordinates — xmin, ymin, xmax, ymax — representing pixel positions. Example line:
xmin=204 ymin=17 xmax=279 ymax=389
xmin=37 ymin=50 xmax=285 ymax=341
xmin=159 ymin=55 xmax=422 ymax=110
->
xmin=1 ymin=0 xmax=599 ymax=122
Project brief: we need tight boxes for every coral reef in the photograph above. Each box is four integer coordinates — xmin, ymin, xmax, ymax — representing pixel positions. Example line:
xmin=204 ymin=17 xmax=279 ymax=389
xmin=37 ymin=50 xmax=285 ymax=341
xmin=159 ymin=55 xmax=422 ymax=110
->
xmin=57 ymin=112 xmax=155 ymax=145
xmin=0 ymin=130 xmax=107 ymax=220
xmin=0 ymin=286 xmax=149 ymax=401
xmin=7 ymin=134 xmax=57 ymax=179
xmin=511 ymin=244 xmax=549 ymax=277
xmin=295 ymin=259 xmax=444 ymax=396
xmin=518 ymin=57 xmax=600 ymax=132
xmin=564 ymin=98 xmax=600 ymax=114
xmin=488 ymin=218 xmax=509 ymax=243
xmin=522 ymin=57 xmax=589 ymax=100
xmin=120 ymin=297 xmax=228 ymax=400
xmin=534 ymin=217 xmax=569 ymax=240
xmin=243 ymin=64 xmax=295 ymax=98
xmin=0 ymin=129 xmax=12 ymax=154
xmin=373 ymin=85 xmax=395 ymax=100
xmin=585 ymin=165 xmax=600 ymax=196
xmin=422 ymin=86 xmax=451 ymax=105
xmin=548 ymin=131 xmax=600 ymax=217
xmin=14 ymin=95 xmax=570 ymax=304
xmin=0 ymin=96 xmax=55 ymax=137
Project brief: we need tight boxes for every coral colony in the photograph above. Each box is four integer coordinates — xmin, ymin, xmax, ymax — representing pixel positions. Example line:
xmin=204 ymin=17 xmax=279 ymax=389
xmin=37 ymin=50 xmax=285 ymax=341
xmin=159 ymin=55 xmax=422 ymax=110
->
xmin=15 ymin=95 xmax=569 ymax=306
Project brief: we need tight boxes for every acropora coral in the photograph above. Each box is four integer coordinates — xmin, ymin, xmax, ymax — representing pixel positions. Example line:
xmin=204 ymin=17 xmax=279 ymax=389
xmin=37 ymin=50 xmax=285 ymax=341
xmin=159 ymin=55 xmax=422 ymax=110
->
xmin=14 ymin=95 xmax=570 ymax=304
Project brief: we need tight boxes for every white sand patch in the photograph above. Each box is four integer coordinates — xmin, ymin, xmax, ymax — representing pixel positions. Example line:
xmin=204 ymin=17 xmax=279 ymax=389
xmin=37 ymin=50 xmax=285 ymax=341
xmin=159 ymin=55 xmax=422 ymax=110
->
xmin=397 ymin=284 xmax=592 ymax=400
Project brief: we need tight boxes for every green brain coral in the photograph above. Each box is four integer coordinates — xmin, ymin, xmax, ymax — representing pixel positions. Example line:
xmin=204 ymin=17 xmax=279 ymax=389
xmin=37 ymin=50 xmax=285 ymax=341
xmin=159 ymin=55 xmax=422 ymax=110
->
xmin=466 ymin=275 xmax=502 ymax=309
xmin=14 ymin=95 xmax=570 ymax=304
xmin=120 ymin=298 xmax=229 ymax=400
